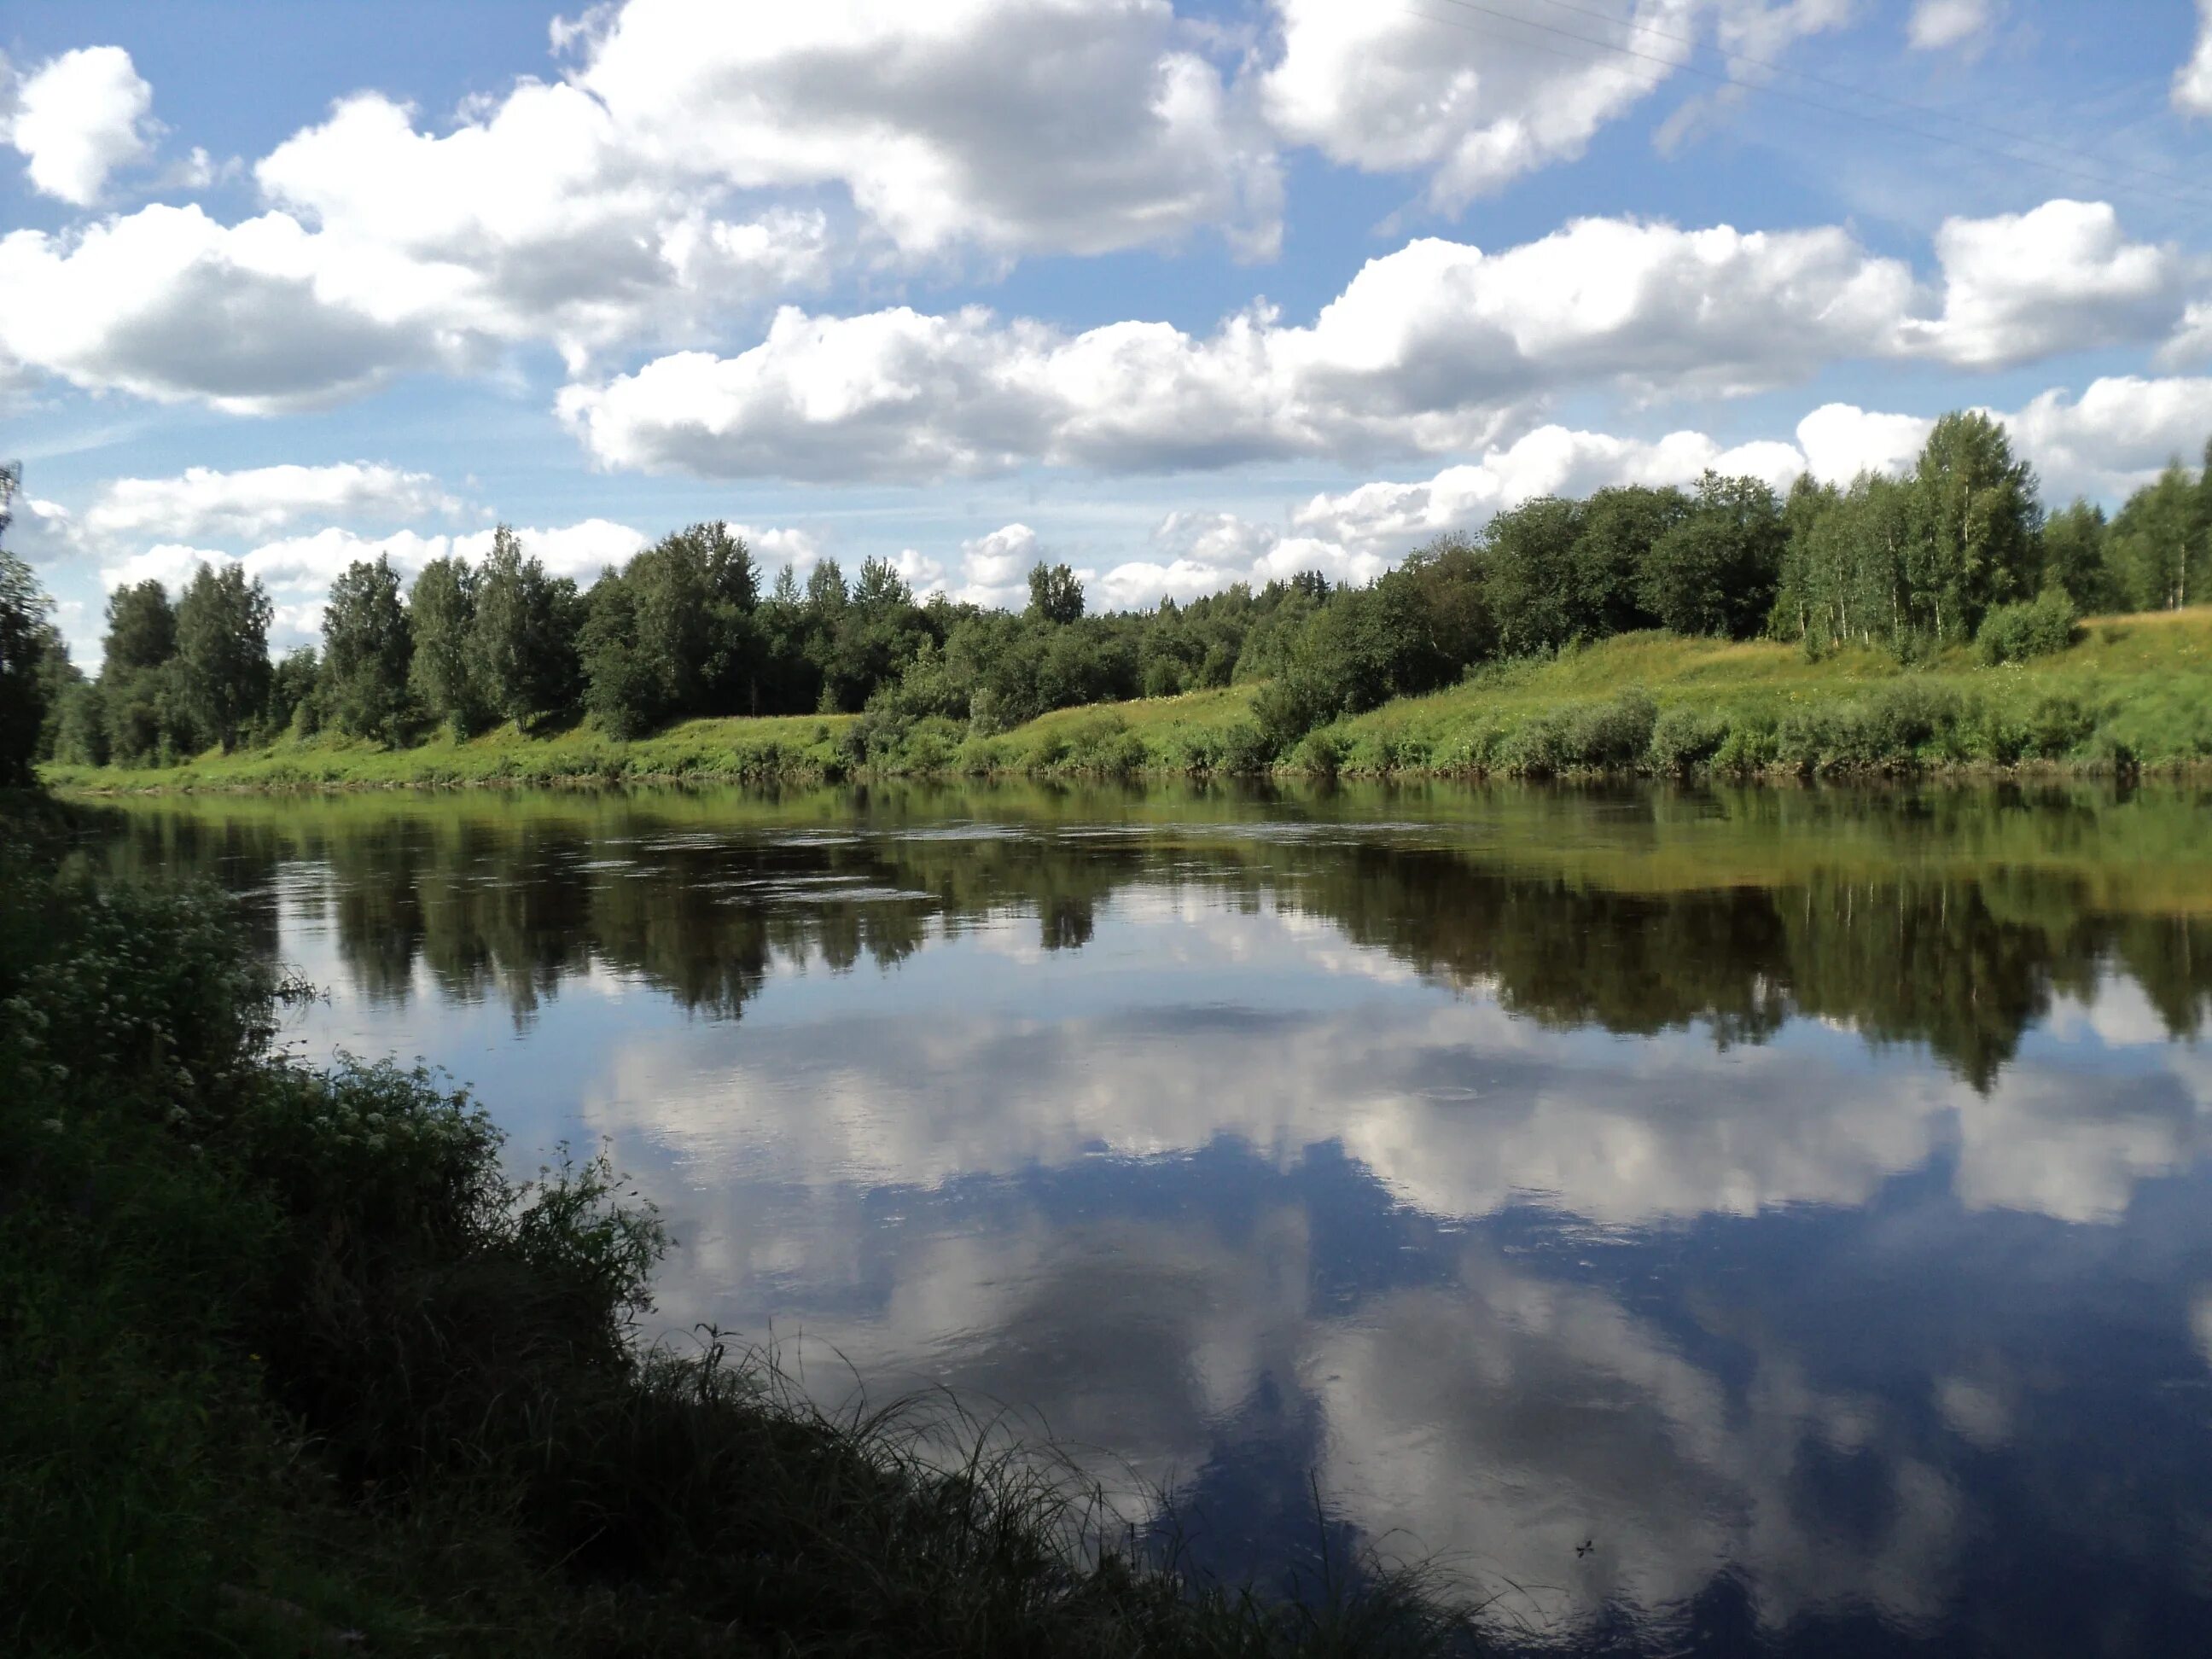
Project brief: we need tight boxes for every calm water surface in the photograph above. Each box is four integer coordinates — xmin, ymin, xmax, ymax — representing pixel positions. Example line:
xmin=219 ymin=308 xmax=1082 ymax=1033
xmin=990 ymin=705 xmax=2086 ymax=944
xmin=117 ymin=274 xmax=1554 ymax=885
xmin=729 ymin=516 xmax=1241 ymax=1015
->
xmin=85 ymin=781 xmax=2212 ymax=1656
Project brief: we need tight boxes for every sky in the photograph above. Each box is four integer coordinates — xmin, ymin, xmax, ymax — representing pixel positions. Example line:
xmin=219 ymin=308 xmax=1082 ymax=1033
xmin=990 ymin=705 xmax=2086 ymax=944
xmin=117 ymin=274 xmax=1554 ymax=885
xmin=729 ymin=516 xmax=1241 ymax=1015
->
xmin=6 ymin=0 xmax=2212 ymax=666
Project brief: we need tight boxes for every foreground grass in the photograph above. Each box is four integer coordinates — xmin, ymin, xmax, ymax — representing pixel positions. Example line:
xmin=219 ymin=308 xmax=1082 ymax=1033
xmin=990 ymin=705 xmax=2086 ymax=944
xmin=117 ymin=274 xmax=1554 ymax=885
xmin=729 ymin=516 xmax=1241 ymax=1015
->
xmin=44 ymin=609 xmax=2212 ymax=795
xmin=0 ymin=795 xmax=1489 ymax=1656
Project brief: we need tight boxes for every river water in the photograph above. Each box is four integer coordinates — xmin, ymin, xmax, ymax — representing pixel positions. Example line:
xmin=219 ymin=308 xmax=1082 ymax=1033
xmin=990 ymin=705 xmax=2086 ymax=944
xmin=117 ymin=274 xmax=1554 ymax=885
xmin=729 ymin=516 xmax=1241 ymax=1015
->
xmin=82 ymin=781 xmax=2212 ymax=1656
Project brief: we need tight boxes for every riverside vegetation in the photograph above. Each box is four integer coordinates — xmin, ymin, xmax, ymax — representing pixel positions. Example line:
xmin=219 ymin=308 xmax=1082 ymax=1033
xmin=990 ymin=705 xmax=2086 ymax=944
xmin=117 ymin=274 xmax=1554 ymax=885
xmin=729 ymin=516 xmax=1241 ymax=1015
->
xmin=0 ymin=790 xmax=1491 ymax=1657
xmin=17 ymin=410 xmax=2212 ymax=794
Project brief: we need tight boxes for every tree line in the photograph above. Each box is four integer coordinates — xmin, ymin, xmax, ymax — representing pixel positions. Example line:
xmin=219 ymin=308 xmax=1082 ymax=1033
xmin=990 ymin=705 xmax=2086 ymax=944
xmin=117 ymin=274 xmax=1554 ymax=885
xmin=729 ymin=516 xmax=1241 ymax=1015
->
xmin=9 ymin=408 xmax=2212 ymax=774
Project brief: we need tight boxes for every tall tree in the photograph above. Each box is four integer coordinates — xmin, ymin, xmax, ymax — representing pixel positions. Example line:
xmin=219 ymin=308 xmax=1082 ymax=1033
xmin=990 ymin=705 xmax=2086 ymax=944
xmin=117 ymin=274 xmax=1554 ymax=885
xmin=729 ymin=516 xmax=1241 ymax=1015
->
xmin=102 ymin=579 xmax=178 ymax=674
xmin=0 ymin=544 xmax=53 ymax=785
xmin=321 ymin=555 xmax=414 ymax=740
xmin=578 ymin=569 xmax=659 ymax=738
xmin=267 ymin=646 xmax=322 ymax=736
xmin=1481 ymin=496 xmax=1584 ymax=655
xmin=1637 ymin=474 xmax=1785 ymax=639
xmin=2108 ymin=461 xmax=2209 ymax=612
xmin=32 ymin=629 xmax=82 ymax=763
xmin=408 ymin=556 xmax=485 ymax=735
xmin=1571 ymin=486 xmax=1685 ymax=637
xmin=2041 ymin=498 xmax=2121 ymax=615
xmin=468 ymin=527 xmax=579 ymax=731
xmin=1906 ymin=411 xmax=2041 ymax=642
xmin=1026 ymin=562 xmax=1085 ymax=626
xmin=175 ymin=562 xmax=272 ymax=752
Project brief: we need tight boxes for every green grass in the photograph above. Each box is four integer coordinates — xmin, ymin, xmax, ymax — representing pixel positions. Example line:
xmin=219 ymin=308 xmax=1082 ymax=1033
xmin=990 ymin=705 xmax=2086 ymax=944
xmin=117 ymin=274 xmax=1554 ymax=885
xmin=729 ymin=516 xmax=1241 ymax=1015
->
xmin=44 ymin=609 xmax=2212 ymax=795
xmin=1317 ymin=609 xmax=2212 ymax=776
xmin=0 ymin=794 xmax=1493 ymax=1657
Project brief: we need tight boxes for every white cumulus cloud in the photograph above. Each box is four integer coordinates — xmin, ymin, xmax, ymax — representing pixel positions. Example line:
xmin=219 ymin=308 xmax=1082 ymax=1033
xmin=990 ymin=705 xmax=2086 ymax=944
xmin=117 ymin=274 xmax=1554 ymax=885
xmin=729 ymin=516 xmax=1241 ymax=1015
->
xmin=83 ymin=463 xmax=463 ymax=543
xmin=3 ymin=45 xmax=156 ymax=205
xmin=560 ymin=202 xmax=2200 ymax=483
xmin=1907 ymin=0 xmax=1996 ymax=52
xmin=1258 ymin=1 xmax=1852 ymax=209
xmin=1906 ymin=200 xmax=2197 ymax=370
xmin=2177 ymin=0 xmax=2212 ymax=116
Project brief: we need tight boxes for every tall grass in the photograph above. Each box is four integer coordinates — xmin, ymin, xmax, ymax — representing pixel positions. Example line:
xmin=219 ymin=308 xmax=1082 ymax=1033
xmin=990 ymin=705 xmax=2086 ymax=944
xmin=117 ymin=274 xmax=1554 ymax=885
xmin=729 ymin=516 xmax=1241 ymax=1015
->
xmin=0 ymin=795 xmax=1492 ymax=1657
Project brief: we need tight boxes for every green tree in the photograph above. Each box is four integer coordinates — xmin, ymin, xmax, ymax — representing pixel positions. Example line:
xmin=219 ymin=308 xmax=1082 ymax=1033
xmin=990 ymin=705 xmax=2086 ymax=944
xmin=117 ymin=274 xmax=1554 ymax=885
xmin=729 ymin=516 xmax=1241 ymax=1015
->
xmin=0 ymin=544 xmax=53 ymax=785
xmin=1638 ymin=474 xmax=1785 ymax=638
xmin=1571 ymin=486 xmax=1685 ymax=637
xmin=175 ymin=562 xmax=272 ymax=751
xmin=32 ymin=628 xmax=82 ymax=763
xmin=53 ymin=680 xmax=108 ymax=765
xmin=2040 ymin=498 xmax=2121 ymax=615
xmin=102 ymin=578 xmax=178 ymax=673
xmin=408 ymin=556 xmax=486 ymax=736
xmin=1027 ymin=562 xmax=1085 ymax=626
xmin=95 ymin=579 xmax=190 ymax=765
xmin=578 ymin=569 xmax=660 ymax=738
xmin=2108 ymin=460 xmax=2209 ymax=612
xmin=321 ymin=556 xmax=414 ymax=741
xmin=469 ymin=527 xmax=580 ymax=731
xmin=267 ymin=646 xmax=321 ymax=736
xmin=1481 ymin=496 xmax=1584 ymax=655
xmin=1906 ymin=411 xmax=2041 ymax=642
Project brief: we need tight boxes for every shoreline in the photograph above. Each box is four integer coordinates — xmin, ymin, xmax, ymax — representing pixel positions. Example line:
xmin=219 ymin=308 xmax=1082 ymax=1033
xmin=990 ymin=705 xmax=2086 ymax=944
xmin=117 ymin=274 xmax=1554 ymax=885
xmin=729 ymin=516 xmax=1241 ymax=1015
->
xmin=42 ymin=612 xmax=2212 ymax=798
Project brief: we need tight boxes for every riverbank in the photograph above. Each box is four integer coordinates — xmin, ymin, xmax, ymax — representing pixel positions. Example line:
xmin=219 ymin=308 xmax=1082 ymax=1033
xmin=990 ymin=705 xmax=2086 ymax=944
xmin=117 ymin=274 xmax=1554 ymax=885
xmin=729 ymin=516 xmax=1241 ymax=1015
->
xmin=42 ymin=609 xmax=2212 ymax=795
xmin=0 ymin=794 xmax=1481 ymax=1657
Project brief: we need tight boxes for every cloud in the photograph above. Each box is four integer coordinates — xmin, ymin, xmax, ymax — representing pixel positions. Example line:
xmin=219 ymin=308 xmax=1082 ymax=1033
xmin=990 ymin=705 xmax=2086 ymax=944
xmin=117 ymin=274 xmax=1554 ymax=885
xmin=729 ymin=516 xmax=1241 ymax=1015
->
xmin=560 ymin=203 xmax=2200 ymax=482
xmin=83 ymin=463 xmax=463 ymax=543
xmin=564 ymin=0 xmax=1281 ymax=261
xmin=255 ymin=84 xmax=836 ymax=370
xmin=1258 ymin=1 xmax=1853 ymax=209
xmin=3 ymin=46 xmax=155 ymax=205
xmin=1793 ymin=403 xmax=1936 ymax=481
xmin=554 ymin=217 xmax=1901 ymax=480
xmin=2000 ymin=375 xmax=2212 ymax=498
xmin=0 ymin=205 xmax=466 ymax=412
xmin=948 ymin=521 xmax=1047 ymax=606
xmin=2178 ymin=0 xmax=2212 ymax=117
xmin=1259 ymin=0 xmax=1693 ymax=208
xmin=1906 ymin=201 xmax=2197 ymax=370
xmin=1906 ymin=0 xmax=1996 ymax=52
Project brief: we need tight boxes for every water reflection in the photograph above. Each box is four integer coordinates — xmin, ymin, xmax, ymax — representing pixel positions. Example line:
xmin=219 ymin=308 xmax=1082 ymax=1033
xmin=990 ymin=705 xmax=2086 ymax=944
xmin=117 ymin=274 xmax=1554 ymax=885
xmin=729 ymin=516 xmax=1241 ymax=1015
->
xmin=79 ymin=781 xmax=2212 ymax=1656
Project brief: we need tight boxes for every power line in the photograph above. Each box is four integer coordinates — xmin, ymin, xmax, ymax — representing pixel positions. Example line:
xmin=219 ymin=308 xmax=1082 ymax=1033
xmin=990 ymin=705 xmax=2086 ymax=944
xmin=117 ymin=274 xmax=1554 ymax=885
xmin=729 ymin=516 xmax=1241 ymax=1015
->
xmin=1404 ymin=0 xmax=2212 ymax=216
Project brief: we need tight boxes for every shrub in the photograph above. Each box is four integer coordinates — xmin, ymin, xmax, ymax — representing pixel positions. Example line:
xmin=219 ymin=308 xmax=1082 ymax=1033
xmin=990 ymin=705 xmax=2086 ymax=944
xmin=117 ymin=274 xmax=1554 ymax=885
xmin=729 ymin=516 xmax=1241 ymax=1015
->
xmin=1291 ymin=727 xmax=1345 ymax=778
xmin=1978 ymin=591 xmax=2080 ymax=665
xmin=1647 ymin=705 xmax=1729 ymax=773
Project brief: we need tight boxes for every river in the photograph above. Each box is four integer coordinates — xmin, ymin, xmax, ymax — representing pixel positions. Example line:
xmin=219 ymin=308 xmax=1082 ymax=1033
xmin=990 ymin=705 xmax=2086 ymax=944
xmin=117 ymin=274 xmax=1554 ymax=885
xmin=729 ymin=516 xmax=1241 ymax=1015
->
xmin=79 ymin=779 xmax=2212 ymax=1656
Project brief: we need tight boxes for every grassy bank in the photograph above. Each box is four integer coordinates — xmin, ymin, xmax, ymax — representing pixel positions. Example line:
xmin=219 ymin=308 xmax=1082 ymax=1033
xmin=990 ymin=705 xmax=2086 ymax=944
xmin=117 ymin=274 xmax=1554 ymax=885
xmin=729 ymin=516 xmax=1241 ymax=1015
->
xmin=43 ymin=609 xmax=2212 ymax=794
xmin=0 ymin=795 xmax=1483 ymax=1656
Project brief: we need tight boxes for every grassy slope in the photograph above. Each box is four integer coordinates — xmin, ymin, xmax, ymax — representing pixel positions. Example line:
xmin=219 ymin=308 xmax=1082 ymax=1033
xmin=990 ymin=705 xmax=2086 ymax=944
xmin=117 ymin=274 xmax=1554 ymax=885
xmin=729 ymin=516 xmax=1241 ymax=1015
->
xmin=1327 ymin=608 xmax=2212 ymax=765
xmin=43 ymin=608 xmax=2212 ymax=793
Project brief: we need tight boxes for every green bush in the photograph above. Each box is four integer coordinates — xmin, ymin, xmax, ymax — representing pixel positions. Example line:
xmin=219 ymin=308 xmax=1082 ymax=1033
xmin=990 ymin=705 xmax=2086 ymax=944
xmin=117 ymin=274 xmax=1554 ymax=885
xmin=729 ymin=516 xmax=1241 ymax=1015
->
xmin=1291 ymin=727 xmax=1345 ymax=778
xmin=1647 ymin=705 xmax=1729 ymax=773
xmin=1978 ymin=591 xmax=2080 ymax=665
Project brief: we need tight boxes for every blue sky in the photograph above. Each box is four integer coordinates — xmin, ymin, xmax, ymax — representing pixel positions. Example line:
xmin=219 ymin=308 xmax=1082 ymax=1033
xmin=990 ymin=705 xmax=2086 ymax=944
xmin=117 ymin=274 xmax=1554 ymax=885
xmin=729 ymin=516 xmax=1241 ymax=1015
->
xmin=6 ymin=0 xmax=2212 ymax=662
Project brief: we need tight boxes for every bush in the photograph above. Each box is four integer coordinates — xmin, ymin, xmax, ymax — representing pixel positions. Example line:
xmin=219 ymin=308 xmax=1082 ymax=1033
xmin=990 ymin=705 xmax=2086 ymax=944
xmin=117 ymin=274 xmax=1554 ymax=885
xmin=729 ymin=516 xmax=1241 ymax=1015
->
xmin=1504 ymin=689 xmax=1657 ymax=775
xmin=1978 ymin=591 xmax=2080 ymax=665
xmin=1291 ymin=727 xmax=1345 ymax=778
xmin=1647 ymin=705 xmax=1729 ymax=773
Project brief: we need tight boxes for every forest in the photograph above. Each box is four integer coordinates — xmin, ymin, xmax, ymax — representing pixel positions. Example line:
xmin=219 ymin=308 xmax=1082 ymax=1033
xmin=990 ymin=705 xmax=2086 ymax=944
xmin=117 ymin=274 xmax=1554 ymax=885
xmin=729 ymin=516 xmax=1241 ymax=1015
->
xmin=7 ymin=410 xmax=2212 ymax=785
